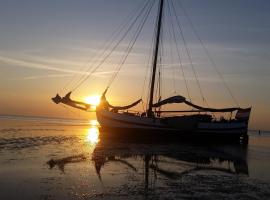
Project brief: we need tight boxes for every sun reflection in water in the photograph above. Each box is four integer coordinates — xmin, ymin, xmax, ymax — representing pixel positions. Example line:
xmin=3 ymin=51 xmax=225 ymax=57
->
xmin=89 ymin=119 xmax=99 ymax=126
xmin=86 ymin=127 xmax=99 ymax=144
xmin=85 ymin=120 xmax=100 ymax=145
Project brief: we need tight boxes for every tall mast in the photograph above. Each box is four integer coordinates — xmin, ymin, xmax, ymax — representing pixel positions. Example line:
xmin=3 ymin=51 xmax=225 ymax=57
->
xmin=147 ymin=0 xmax=164 ymax=116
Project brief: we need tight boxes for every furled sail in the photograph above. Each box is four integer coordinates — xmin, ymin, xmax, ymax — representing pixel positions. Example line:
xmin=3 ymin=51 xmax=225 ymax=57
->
xmin=184 ymin=101 xmax=240 ymax=113
xmin=99 ymin=89 xmax=141 ymax=112
xmin=152 ymin=95 xmax=186 ymax=107
xmin=108 ymin=99 xmax=142 ymax=112
xmin=152 ymin=95 xmax=244 ymax=113
xmin=52 ymin=92 xmax=90 ymax=111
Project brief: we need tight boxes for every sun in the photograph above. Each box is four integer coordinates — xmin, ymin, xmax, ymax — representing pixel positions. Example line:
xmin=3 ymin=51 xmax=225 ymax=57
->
xmin=84 ymin=95 xmax=101 ymax=106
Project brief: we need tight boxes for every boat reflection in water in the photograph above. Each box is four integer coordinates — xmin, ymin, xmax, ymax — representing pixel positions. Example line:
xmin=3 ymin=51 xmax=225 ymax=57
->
xmin=45 ymin=126 xmax=252 ymax=198
xmin=92 ymin=129 xmax=249 ymax=192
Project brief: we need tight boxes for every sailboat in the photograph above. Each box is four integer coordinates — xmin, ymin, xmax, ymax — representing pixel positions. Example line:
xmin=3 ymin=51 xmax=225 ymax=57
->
xmin=52 ymin=0 xmax=251 ymax=141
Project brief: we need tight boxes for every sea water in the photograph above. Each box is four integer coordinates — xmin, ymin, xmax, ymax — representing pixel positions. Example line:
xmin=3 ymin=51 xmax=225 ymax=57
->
xmin=0 ymin=115 xmax=270 ymax=200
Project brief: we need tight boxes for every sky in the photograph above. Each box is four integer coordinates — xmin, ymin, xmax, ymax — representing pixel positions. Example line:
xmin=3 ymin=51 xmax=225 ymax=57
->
xmin=0 ymin=0 xmax=270 ymax=130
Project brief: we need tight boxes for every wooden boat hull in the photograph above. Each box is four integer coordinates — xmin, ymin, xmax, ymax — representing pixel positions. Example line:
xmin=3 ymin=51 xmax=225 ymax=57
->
xmin=96 ymin=109 xmax=248 ymax=142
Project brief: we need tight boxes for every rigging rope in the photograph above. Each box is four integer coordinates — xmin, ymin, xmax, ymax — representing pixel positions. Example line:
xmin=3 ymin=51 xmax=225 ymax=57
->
xmin=140 ymin=27 xmax=155 ymax=110
xmin=70 ymin=0 xmax=152 ymax=92
xmin=140 ymin=2 xmax=159 ymax=112
xmin=170 ymin=0 xmax=208 ymax=106
xmin=155 ymin=14 xmax=164 ymax=105
xmin=60 ymin=1 xmax=149 ymax=94
xmin=176 ymin=0 xmax=239 ymax=106
xmin=167 ymin=1 xmax=191 ymax=101
xmin=165 ymin=8 xmax=176 ymax=94
xmin=146 ymin=7 xmax=160 ymax=111
xmin=106 ymin=0 xmax=155 ymax=88
xmin=160 ymin=30 xmax=164 ymax=102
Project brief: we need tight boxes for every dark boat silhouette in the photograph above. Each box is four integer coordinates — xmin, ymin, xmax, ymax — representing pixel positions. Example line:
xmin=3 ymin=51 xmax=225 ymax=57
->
xmin=52 ymin=0 xmax=251 ymax=142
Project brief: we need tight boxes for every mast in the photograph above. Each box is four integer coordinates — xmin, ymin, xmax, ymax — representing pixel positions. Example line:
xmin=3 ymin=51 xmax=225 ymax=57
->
xmin=147 ymin=0 xmax=164 ymax=116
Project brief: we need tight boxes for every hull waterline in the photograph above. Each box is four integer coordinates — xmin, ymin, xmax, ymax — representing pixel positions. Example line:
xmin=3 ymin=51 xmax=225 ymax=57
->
xmin=96 ymin=108 xmax=248 ymax=142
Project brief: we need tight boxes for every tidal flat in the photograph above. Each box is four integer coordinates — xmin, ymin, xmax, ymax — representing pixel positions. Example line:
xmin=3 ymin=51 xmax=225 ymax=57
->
xmin=1 ymin=115 xmax=270 ymax=200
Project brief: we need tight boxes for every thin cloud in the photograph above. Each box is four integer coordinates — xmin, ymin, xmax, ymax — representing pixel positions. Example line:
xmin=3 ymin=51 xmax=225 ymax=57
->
xmin=0 ymin=55 xmax=116 ymax=78
xmin=19 ymin=53 xmax=86 ymax=68
xmin=8 ymin=74 xmax=73 ymax=81
xmin=0 ymin=55 xmax=87 ymax=74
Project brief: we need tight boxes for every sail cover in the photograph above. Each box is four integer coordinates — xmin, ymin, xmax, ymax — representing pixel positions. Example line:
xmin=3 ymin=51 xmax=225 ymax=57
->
xmin=100 ymin=88 xmax=142 ymax=112
xmin=108 ymin=99 xmax=142 ymax=112
xmin=152 ymin=95 xmax=242 ymax=112
xmin=152 ymin=95 xmax=186 ymax=107
xmin=184 ymin=101 xmax=240 ymax=112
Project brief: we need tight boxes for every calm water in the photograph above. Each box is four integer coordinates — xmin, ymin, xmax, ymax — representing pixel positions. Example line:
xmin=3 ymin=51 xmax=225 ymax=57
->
xmin=0 ymin=115 xmax=270 ymax=200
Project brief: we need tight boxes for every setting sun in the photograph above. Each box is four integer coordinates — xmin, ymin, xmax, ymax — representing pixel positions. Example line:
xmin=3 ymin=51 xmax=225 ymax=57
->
xmin=84 ymin=95 xmax=101 ymax=106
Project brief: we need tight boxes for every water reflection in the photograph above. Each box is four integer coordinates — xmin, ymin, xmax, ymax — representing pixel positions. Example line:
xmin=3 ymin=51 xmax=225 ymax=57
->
xmin=45 ymin=127 xmax=251 ymax=198
xmin=92 ymin=132 xmax=249 ymax=191
xmin=86 ymin=127 xmax=99 ymax=144
xmin=46 ymin=124 xmax=100 ymax=172
xmin=89 ymin=119 xmax=99 ymax=126
xmin=84 ymin=120 xmax=100 ymax=145
xmin=2 ymin=117 xmax=270 ymax=199
xmin=47 ymin=154 xmax=86 ymax=172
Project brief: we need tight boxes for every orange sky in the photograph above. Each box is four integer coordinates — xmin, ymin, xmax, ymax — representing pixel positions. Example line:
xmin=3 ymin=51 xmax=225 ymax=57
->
xmin=0 ymin=0 xmax=270 ymax=131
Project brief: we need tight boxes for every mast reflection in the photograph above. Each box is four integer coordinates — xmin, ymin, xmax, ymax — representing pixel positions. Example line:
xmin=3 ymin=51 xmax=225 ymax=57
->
xmin=92 ymin=130 xmax=249 ymax=191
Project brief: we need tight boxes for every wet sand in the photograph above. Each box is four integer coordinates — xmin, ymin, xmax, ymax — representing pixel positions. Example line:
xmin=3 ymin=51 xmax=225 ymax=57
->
xmin=0 ymin=115 xmax=270 ymax=200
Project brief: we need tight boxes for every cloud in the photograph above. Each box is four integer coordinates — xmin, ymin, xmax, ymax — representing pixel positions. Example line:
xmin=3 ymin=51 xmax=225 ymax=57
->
xmin=19 ymin=53 xmax=86 ymax=68
xmin=8 ymin=74 xmax=73 ymax=80
xmin=0 ymin=55 xmax=116 ymax=78
xmin=0 ymin=55 xmax=87 ymax=74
